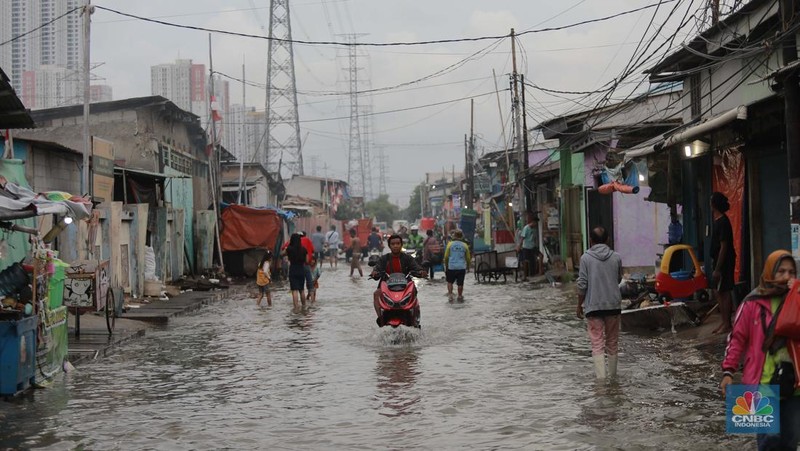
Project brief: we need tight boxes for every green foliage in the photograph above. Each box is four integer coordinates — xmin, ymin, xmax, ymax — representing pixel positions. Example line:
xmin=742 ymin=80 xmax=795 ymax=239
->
xmin=365 ymin=194 xmax=400 ymax=223
xmin=334 ymin=198 xmax=361 ymax=220
xmin=403 ymin=183 xmax=423 ymax=222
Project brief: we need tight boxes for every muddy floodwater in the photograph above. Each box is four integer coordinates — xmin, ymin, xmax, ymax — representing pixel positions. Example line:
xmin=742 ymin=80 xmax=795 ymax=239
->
xmin=1 ymin=269 xmax=750 ymax=449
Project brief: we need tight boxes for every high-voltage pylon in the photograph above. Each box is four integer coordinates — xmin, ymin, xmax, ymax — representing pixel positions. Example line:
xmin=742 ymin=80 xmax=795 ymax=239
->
xmin=344 ymin=34 xmax=367 ymax=198
xmin=377 ymin=146 xmax=388 ymax=196
xmin=264 ymin=0 xmax=303 ymax=176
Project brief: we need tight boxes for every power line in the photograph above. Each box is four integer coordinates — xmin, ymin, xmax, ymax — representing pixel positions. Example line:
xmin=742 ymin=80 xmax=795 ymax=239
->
xmin=94 ymin=1 xmax=679 ymax=47
xmin=0 ymin=6 xmax=82 ymax=47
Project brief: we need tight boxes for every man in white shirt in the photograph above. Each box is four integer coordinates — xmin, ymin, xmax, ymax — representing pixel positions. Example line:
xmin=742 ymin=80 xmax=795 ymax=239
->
xmin=325 ymin=225 xmax=340 ymax=269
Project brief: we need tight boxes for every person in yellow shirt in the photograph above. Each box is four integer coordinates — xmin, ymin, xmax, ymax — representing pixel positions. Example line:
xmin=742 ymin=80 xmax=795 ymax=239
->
xmin=256 ymin=251 xmax=272 ymax=307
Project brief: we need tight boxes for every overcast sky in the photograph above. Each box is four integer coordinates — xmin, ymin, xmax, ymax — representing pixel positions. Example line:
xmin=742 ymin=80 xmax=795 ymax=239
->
xmin=91 ymin=0 xmax=711 ymax=206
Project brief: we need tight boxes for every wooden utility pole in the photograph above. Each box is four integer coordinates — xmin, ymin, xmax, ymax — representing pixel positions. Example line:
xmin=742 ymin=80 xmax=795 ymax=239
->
xmin=510 ymin=28 xmax=523 ymax=227
xmin=711 ymin=0 xmax=720 ymax=24
xmin=208 ymin=35 xmax=225 ymax=273
xmin=81 ymin=0 xmax=93 ymax=196
xmin=520 ymin=73 xmax=531 ymax=213
xmin=237 ymin=56 xmax=246 ymax=204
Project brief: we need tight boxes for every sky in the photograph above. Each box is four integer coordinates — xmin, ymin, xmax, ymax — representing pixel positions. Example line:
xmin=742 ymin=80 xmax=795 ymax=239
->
xmin=89 ymin=0 xmax=716 ymax=206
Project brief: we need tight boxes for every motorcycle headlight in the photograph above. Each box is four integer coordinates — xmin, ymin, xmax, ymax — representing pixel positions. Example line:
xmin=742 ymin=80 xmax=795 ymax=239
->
xmin=382 ymin=293 xmax=395 ymax=307
xmin=399 ymin=294 xmax=412 ymax=306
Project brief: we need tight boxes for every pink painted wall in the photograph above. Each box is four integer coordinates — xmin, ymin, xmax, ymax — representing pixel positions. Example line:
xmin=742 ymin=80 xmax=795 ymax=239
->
xmin=612 ymin=186 xmax=671 ymax=270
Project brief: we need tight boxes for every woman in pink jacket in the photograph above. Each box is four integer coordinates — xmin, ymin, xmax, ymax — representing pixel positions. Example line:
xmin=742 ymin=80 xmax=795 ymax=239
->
xmin=721 ymin=249 xmax=799 ymax=450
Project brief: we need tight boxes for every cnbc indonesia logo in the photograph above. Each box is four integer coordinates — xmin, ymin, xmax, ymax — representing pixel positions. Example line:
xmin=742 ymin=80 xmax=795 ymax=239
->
xmin=730 ymin=390 xmax=775 ymax=429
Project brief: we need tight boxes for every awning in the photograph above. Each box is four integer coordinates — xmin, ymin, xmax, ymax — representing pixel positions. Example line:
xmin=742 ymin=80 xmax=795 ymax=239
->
xmin=661 ymin=105 xmax=746 ymax=149
xmin=623 ymin=135 xmax=665 ymax=161
xmin=623 ymin=105 xmax=747 ymax=160
xmin=221 ymin=175 xmax=261 ymax=186
xmin=0 ymin=68 xmax=34 ymax=129
xmin=282 ymin=205 xmax=315 ymax=213
xmin=222 ymin=185 xmax=256 ymax=192
xmin=114 ymin=167 xmax=191 ymax=179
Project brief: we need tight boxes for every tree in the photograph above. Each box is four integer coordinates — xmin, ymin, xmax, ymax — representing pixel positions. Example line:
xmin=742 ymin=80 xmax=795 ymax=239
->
xmin=334 ymin=198 xmax=361 ymax=220
xmin=364 ymin=194 xmax=400 ymax=223
xmin=403 ymin=183 xmax=424 ymax=222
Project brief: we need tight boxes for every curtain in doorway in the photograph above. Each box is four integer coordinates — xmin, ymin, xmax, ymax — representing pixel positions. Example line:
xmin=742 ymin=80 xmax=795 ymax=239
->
xmin=712 ymin=146 xmax=744 ymax=282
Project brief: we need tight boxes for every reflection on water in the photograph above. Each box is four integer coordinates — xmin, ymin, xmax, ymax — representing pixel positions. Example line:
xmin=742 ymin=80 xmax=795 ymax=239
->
xmin=375 ymin=347 xmax=421 ymax=417
xmin=0 ymin=274 xmax=753 ymax=449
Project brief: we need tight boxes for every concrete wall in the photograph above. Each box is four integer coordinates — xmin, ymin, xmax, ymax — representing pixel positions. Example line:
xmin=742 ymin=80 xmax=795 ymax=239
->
xmin=15 ymin=103 xmax=211 ymax=209
xmin=286 ymin=177 xmax=321 ymax=202
xmin=612 ymin=187 xmax=671 ymax=270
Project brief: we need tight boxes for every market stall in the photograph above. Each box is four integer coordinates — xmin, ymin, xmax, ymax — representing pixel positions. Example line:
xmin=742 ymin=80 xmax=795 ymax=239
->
xmin=0 ymin=175 xmax=92 ymax=395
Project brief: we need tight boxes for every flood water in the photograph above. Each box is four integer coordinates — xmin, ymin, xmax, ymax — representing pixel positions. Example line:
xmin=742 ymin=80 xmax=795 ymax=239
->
xmin=1 ymin=268 xmax=750 ymax=450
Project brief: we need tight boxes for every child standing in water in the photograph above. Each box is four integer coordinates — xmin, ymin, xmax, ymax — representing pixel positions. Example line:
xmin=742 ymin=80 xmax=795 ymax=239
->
xmin=256 ymin=251 xmax=272 ymax=307
xmin=307 ymin=257 xmax=321 ymax=303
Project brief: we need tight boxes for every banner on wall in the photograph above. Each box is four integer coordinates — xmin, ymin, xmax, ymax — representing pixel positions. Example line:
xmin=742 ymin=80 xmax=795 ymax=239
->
xmin=92 ymin=137 xmax=115 ymax=204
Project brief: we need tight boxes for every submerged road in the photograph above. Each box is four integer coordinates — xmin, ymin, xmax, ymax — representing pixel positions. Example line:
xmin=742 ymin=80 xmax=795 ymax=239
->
xmin=1 ymin=268 xmax=749 ymax=449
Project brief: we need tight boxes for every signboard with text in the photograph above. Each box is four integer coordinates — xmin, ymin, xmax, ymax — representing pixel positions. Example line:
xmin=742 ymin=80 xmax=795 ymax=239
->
xmin=92 ymin=137 xmax=114 ymax=203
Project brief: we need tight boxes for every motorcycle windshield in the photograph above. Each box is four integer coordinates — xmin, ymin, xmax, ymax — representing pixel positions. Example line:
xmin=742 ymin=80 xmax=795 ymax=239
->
xmin=386 ymin=273 xmax=407 ymax=291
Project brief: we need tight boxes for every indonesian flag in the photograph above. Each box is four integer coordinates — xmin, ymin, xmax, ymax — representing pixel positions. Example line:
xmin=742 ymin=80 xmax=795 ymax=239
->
xmin=210 ymin=96 xmax=223 ymax=122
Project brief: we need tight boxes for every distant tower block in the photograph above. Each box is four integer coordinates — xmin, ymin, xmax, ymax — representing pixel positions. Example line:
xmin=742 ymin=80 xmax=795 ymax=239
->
xmin=265 ymin=0 xmax=303 ymax=176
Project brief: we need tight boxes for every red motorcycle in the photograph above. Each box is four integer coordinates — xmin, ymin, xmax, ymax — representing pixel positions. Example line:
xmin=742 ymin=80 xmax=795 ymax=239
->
xmin=372 ymin=270 xmax=422 ymax=328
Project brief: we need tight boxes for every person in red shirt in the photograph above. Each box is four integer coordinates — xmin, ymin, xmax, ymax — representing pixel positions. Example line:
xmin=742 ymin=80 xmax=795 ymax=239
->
xmin=370 ymin=234 xmax=426 ymax=322
xmin=282 ymin=231 xmax=317 ymax=293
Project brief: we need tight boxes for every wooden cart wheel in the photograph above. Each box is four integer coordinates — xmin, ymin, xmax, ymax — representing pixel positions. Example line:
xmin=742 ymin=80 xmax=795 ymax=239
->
xmin=105 ymin=287 xmax=115 ymax=335
xmin=477 ymin=262 xmax=489 ymax=283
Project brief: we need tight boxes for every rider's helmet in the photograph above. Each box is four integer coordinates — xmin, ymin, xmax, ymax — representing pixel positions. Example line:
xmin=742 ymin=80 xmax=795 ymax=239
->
xmin=410 ymin=225 xmax=419 ymax=232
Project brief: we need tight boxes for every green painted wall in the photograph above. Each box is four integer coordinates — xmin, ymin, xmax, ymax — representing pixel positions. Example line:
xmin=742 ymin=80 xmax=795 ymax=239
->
xmin=0 ymin=159 xmax=36 ymax=272
xmin=164 ymin=168 xmax=194 ymax=271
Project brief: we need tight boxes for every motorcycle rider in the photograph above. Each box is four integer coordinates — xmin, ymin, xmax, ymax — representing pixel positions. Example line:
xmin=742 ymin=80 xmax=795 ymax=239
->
xmin=367 ymin=227 xmax=384 ymax=253
xmin=370 ymin=234 xmax=427 ymax=324
xmin=406 ymin=225 xmax=424 ymax=252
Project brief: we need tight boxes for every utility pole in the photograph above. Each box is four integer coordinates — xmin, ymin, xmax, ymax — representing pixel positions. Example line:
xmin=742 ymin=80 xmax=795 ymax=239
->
xmin=781 ymin=0 xmax=800 ymax=248
xmin=466 ymin=99 xmax=475 ymax=210
xmin=510 ymin=28 xmax=523 ymax=220
xmin=237 ymin=56 xmax=246 ymax=204
xmin=81 ymin=0 xmax=93 ymax=197
xmin=520 ymin=73 xmax=531 ymax=213
xmin=208 ymin=35 xmax=225 ymax=273
xmin=711 ymin=0 xmax=720 ymax=24
xmin=419 ymin=183 xmax=426 ymax=219
xmin=343 ymin=34 xmax=368 ymax=202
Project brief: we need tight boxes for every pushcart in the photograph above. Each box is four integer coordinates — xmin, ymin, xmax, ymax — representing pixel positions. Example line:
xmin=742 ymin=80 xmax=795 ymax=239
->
xmin=63 ymin=260 xmax=115 ymax=336
xmin=474 ymin=250 xmax=521 ymax=283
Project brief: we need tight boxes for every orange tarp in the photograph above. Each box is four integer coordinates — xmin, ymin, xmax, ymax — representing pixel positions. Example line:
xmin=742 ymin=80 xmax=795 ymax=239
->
xmin=220 ymin=205 xmax=282 ymax=252
xmin=341 ymin=218 xmax=372 ymax=249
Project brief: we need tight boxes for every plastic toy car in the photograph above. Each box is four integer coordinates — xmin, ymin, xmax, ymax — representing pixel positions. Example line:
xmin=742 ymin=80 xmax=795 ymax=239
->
xmin=654 ymin=244 xmax=709 ymax=303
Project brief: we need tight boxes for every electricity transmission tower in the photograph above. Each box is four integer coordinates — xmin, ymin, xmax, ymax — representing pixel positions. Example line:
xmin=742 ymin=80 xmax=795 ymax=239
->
xmin=343 ymin=34 xmax=367 ymax=198
xmin=265 ymin=0 xmax=303 ymax=176
xmin=377 ymin=146 xmax=388 ymax=196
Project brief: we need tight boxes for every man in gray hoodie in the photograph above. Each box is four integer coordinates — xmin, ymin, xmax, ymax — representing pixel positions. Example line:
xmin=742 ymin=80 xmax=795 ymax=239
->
xmin=576 ymin=226 xmax=623 ymax=379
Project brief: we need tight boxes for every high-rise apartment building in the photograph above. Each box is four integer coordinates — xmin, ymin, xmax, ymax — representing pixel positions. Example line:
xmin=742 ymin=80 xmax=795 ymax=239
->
xmin=0 ymin=0 xmax=110 ymax=109
xmin=151 ymin=59 xmax=212 ymax=118
xmin=0 ymin=0 xmax=83 ymax=94
xmin=90 ymin=84 xmax=113 ymax=103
